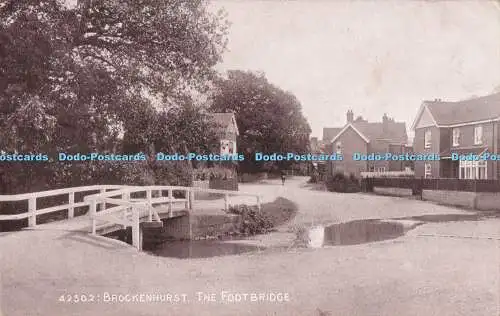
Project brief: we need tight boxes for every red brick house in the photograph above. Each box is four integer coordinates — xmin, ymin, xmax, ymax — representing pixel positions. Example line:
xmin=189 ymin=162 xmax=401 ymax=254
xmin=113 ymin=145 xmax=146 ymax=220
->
xmin=325 ymin=110 xmax=410 ymax=177
xmin=411 ymin=93 xmax=500 ymax=179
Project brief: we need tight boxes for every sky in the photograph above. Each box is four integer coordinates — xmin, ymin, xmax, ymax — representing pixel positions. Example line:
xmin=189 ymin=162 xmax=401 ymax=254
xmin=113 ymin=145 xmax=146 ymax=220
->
xmin=211 ymin=0 xmax=500 ymax=141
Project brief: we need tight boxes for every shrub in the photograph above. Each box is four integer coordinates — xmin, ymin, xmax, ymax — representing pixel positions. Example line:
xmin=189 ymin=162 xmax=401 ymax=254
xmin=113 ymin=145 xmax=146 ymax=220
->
xmin=151 ymin=160 xmax=193 ymax=187
xmin=193 ymin=166 xmax=235 ymax=181
xmin=325 ymin=172 xmax=361 ymax=193
xmin=226 ymin=204 xmax=274 ymax=235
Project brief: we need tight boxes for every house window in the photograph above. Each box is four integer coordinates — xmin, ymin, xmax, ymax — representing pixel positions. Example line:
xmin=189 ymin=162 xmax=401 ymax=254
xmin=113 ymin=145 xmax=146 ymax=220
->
xmin=335 ymin=141 xmax=342 ymax=155
xmin=424 ymin=129 xmax=431 ymax=148
xmin=376 ymin=167 xmax=386 ymax=172
xmin=452 ymin=128 xmax=460 ymax=146
xmin=459 ymin=160 xmax=487 ymax=179
xmin=474 ymin=125 xmax=483 ymax=145
xmin=424 ymin=163 xmax=432 ymax=178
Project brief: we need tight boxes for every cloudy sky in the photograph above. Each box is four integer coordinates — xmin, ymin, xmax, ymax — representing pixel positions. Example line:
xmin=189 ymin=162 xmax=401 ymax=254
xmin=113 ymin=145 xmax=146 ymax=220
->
xmin=211 ymin=0 xmax=500 ymax=140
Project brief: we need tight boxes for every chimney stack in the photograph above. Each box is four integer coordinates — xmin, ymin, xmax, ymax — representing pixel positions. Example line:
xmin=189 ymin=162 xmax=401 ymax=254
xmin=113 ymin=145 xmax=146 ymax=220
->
xmin=382 ymin=113 xmax=389 ymax=124
xmin=346 ymin=110 xmax=354 ymax=123
xmin=382 ymin=113 xmax=389 ymax=133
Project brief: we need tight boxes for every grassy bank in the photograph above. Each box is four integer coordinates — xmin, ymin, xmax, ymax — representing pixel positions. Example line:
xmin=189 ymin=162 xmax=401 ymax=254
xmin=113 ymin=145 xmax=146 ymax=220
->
xmin=227 ymin=197 xmax=298 ymax=235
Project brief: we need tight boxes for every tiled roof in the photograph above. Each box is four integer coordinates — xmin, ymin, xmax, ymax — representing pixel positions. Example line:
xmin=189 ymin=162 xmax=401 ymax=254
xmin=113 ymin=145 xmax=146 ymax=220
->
xmin=323 ymin=127 xmax=342 ymax=142
xmin=352 ymin=121 xmax=408 ymax=144
xmin=425 ymin=92 xmax=500 ymax=125
xmin=326 ymin=121 xmax=407 ymax=144
xmin=207 ymin=113 xmax=235 ymax=128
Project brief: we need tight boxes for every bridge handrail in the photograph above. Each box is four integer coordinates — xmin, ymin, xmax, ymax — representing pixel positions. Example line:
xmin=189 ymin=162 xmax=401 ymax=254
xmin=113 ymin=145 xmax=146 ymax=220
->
xmin=83 ymin=185 xmax=261 ymax=202
xmin=1 ymin=184 xmax=263 ymax=239
xmin=0 ymin=185 xmax=127 ymax=201
xmin=0 ymin=185 xmax=129 ymax=224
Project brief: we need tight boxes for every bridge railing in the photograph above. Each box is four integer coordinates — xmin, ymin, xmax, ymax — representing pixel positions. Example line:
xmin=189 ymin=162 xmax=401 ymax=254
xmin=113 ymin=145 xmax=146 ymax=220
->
xmin=83 ymin=185 xmax=263 ymax=249
xmin=1 ymin=184 xmax=263 ymax=250
xmin=0 ymin=185 xmax=127 ymax=227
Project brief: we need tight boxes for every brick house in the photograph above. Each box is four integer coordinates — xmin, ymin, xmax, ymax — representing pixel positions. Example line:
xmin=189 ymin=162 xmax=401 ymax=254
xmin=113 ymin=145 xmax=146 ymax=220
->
xmin=411 ymin=93 xmax=500 ymax=180
xmin=207 ymin=112 xmax=239 ymax=156
xmin=325 ymin=110 xmax=410 ymax=177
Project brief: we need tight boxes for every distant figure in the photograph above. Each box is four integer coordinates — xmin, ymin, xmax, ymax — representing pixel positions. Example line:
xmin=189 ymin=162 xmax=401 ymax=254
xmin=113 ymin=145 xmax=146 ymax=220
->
xmin=280 ymin=170 xmax=286 ymax=185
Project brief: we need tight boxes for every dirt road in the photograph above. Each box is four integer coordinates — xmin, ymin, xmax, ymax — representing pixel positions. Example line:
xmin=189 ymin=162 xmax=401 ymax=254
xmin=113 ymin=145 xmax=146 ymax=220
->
xmin=1 ymin=177 xmax=499 ymax=316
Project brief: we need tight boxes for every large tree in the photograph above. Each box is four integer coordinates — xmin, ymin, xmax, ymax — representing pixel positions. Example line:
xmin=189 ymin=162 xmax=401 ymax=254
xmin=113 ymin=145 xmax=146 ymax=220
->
xmin=210 ymin=70 xmax=311 ymax=173
xmin=0 ymin=0 xmax=228 ymax=193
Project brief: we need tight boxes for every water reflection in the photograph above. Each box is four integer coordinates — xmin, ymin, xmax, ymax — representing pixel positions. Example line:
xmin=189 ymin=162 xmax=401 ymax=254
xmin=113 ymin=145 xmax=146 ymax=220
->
xmin=146 ymin=240 xmax=265 ymax=259
xmin=305 ymin=220 xmax=409 ymax=247
xmin=322 ymin=220 xmax=406 ymax=246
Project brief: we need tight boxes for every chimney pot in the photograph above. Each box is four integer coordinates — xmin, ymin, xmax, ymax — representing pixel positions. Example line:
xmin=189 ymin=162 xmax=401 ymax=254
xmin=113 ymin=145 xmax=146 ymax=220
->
xmin=346 ymin=109 xmax=354 ymax=123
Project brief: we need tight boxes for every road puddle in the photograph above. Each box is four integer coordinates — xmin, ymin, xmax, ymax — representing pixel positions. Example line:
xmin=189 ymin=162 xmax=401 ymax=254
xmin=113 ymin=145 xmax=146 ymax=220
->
xmin=306 ymin=211 xmax=500 ymax=248
xmin=319 ymin=220 xmax=408 ymax=246
xmin=145 ymin=239 xmax=266 ymax=259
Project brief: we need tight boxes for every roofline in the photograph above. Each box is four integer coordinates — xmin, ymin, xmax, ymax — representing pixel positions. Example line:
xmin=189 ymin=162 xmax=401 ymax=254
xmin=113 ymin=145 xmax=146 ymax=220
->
xmin=231 ymin=115 xmax=240 ymax=136
xmin=411 ymin=102 xmax=439 ymax=131
xmin=330 ymin=123 xmax=370 ymax=144
xmin=440 ymin=118 xmax=500 ymax=128
xmin=414 ymin=117 xmax=500 ymax=129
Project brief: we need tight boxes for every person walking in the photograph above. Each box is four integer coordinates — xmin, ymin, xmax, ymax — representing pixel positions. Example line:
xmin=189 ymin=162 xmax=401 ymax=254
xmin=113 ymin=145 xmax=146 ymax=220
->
xmin=280 ymin=170 xmax=286 ymax=185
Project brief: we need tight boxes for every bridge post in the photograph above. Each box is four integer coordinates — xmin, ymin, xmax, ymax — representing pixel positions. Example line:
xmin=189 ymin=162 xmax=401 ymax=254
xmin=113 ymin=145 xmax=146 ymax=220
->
xmin=68 ymin=192 xmax=75 ymax=219
xmin=131 ymin=207 xmax=141 ymax=250
xmin=189 ymin=189 xmax=194 ymax=210
xmin=184 ymin=190 xmax=190 ymax=210
xmin=99 ymin=188 xmax=106 ymax=211
xmin=28 ymin=197 xmax=37 ymax=227
xmin=168 ymin=189 xmax=173 ymax=217
xmin=147 ymin=189 xmax=152 ymax=222
xmin=89 ymin=200 xmax=97 ymax=235
xmin=123 ymin=190 xmax=130 ymax=201
xmin=224 ymin=194 xmax=229 ymax=212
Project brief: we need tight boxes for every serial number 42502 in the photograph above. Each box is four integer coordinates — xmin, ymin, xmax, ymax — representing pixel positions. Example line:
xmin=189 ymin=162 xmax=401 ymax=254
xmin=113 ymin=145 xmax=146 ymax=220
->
xmin=59 ymin=294 xmax=97 ymax=303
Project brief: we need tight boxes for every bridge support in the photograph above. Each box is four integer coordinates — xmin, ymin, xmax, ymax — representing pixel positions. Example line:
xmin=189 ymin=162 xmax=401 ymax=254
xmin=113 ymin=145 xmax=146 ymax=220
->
xmin=28 ymin=198 xmax=37 ymax=227
xmin=161 ymin=213 xmax=192 ymax=240
xmin=131 ymin=208 xmax=141 ymax=250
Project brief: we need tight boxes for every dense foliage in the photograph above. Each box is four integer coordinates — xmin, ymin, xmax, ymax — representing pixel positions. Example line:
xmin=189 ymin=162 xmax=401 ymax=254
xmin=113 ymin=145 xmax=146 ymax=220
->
xmin=0 ymin=0 xmax=228 ymax=194
xmin=226 ymin=204 xmax=274 ymax=235
xmin=325 ymin=172 xmax=361 ymax=193
xmin=210 ymin=70 xmax=312 ymax=173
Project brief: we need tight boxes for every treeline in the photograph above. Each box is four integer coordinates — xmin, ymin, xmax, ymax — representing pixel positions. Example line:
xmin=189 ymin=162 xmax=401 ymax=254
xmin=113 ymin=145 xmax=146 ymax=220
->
xmin=0 ymin=0 xmax=226 ymax=194
xmin=0 ymin=0 xmax=311 ymax=196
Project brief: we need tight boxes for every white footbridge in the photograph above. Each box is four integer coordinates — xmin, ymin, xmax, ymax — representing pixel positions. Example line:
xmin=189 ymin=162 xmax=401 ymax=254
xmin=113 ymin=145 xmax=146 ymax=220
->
xmin=0 ymin=185 xmax=262 ymax=249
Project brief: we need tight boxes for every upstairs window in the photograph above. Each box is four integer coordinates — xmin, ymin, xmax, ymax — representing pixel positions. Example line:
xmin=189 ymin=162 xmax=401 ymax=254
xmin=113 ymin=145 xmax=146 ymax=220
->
xmin=335 ymin=141 xmax=342 ymax=155
xmin=452 ymin=128 xmax=460 ymax=146
xmin=474 ymin=125 xmax=483 ymax=145
xmin=424 ymin=163 xmax=432 ymax=178
xmin=424 ymin=129 xmax=432 ymax=148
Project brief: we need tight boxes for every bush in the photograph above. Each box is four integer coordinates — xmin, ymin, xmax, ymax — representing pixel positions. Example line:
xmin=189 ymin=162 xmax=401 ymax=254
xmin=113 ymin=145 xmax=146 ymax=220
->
xmin=325 ymin=172 xmax=361 ymax=193
xmin=151 ymin=160 xmax=193 ymax=187
xmin=226 ymin=204 xmax=274 ymax=235
xmin=193 ymin=166 xmax=235 ymax=181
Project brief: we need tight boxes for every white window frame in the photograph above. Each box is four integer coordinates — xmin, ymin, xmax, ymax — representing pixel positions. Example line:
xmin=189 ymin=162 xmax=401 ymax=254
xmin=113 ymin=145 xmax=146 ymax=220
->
xmin=474 ymin=125 xmax=483 ymax=145
xmin=424 ymin=163 xmax=432 ymax=178
xmin=376 ymin=167 xmax=386 ymax=172
xmin=459 ymin=160 xmax=487 ymax=179
xmin=424 ymin=129 xmax=431 ymax=149
xmin=452 ymin=128 xmax=460 ymax=147
xmin=335 ymin=141 xmax=342 ymax=155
